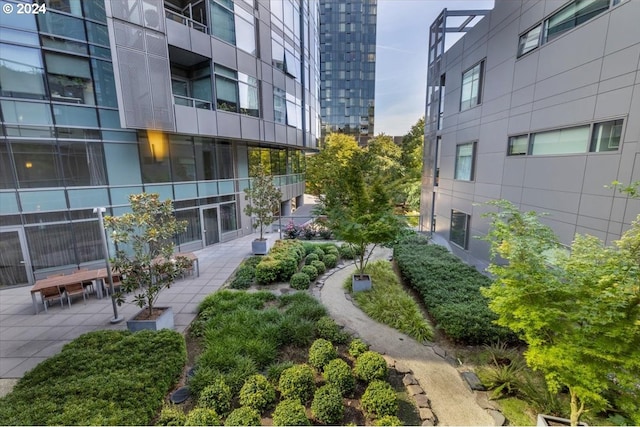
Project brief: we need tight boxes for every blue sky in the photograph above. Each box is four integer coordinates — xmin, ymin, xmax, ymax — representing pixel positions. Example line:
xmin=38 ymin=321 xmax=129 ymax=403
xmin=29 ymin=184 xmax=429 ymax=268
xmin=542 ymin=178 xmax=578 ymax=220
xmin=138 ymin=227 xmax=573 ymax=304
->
xmin=375 ymin=0 xmax=495 ymax=136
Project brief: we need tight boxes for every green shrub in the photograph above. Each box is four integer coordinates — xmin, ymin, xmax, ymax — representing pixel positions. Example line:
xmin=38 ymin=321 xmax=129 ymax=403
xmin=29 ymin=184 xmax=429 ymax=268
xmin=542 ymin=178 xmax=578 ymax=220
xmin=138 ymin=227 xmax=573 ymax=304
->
xmin=339 ymin=244 xmax=355 ymax=259
xmin=278 ymin=256 xmax=299 ymax=282
xmin=361 ymin=380 xmax=398 ymax=418
xmin=278 ymin=364 xmax=315 ymax=403
xmin=348 ymin=338 xmax=369 ymax=358
xmin=266 ymin=361 xmax=295 ymax=384
xmin=199 ymin=377 xmax=232 ymax=416
xmin=277 ymin=315 xmax=316 ymax=347
xmin=311 ymin=260 xmax=326 ymax=275
xmin=323 ymin=358 xmax=355 ymax=396
xmin=239 ymin=374 xmax=276 ymax=412
xmin=301 ymin=265 xmax=318 ymax=281
xmin=323 ymin=254 xmax=338 ymax=269
xmin=290 ymin=272 xmax=311 ymax=290
xmin=224 ymin=406 xmax=261 ymax=426
xmin=312 ymin=247 xmax=326 ymax=261
xmin=305 ymin=253 xmax=319 ymax=265
xmin=271 ymin=399 xmax=309 ymax=426
xmin=157 ymin=405 xmax=187 ymax=426
xmin=270 ymin=239 xmax=305 ymax=263
xmin=230 ymin=264 xmax=255 ymax=289
xmin=374 ymin=415 xmax=403 ymax=426
xmin=315 ymin=316 xmax=349 ymax=344
xmin=185 ymin=408 xmax=222 ymax=426
xmin=308 ymin=338 xmax=338 ymax=370
xmin=354 ymin=351 xmax=388 ymax=382
xmin=302 ymin=242 xmax=318 ymax=256
xmin=311 ymin=385 xmax=344 ymax=424
xmin=255 ymin=257 xmax=280 ymax=285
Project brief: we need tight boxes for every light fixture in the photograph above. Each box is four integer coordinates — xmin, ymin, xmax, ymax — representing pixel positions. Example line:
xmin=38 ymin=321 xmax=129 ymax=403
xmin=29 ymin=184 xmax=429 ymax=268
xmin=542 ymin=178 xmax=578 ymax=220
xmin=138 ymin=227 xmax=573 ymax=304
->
xmin=25 ymin=162 xmax=33 ymax=168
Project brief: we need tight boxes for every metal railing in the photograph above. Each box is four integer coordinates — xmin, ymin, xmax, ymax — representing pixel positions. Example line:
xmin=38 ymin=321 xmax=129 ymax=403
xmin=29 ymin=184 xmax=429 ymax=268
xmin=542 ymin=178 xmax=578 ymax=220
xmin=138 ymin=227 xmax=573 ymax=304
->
xmin=173 ymin=94 xmax=212 ymax=110
xmin=165 ymin=7 xmax=207 ymax=33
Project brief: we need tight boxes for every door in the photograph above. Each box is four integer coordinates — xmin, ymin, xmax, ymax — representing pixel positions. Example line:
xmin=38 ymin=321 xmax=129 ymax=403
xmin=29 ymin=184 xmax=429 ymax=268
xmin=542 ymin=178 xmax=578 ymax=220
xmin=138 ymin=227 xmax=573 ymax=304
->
xmin=201 ymin=206 xmax=220 ymax=246
xmin=0 ymin=228 xmax=32 ymax=287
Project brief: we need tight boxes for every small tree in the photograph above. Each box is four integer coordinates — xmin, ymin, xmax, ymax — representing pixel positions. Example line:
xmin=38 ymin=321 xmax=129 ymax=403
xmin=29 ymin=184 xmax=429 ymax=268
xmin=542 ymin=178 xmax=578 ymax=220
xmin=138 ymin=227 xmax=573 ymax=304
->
xmin=104 ymin=193 xmax=190 ymax=318
xmin=244 ymin=164 xmax=282 ymax=241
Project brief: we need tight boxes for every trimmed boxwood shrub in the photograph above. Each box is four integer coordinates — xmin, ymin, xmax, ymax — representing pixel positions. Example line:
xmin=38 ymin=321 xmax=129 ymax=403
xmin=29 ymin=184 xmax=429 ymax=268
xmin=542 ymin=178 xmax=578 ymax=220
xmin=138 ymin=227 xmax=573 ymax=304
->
xmin=361 ymin=380 xmax=398 ymax=418
xmin=308 ymin=338 xmax=338 ymax=370
xmin=374 ymin=415 xmax=403 ymax=426
xmin=272 ymin=399 xmax=309 ymax=426
xmin=185 ymin=408 xmax=222 ymax=426
xmin=239 ymin=374 xmax=276 ymax=412
xmin=312 ymin=247 xmax=326 ymax=261
xmin=301 ymin=265 xmax=318 ymax=281
xmin=278 ymin=364 xmax=315 ymax=403
xmin=224 ymin=406 xmax=261 ymax=426
xmin=290 ymin=272 xmax=311 ymax=290
xmin=315 ymin=316 xmax=349 ymax=344
xmin=230 ymin=266 xmax=255 ymax=289
xmin=266 ymin=361 xmax=294 ymax=384
xmin=305 ymin=253 xmax=320 ymax=265
xmin=354 ymin=351 xmax=388 ymax=382
xmin=339 ymin=244 xmax=355 ymax=260
xmin=323 ymin=254 xmax=338 ymax=269
xmin=348 ymin=338 xmax=369 ymax=358
xmin=157 ymin=405 xmax=186 ymax=426
xmin=311 ymin=385 xmax=344 ymax=424
xmin=255 ymin=257 xmax=280 ymax=285
xmin=323 ymin=358 xmax=355 ymax=396
xmin=199 ymin=377 xmax=232 ymax=416
xmin=278 ymin=256 xmax=299 ymax=282
xmin=311 ymin=260 xmax=326 ymax=275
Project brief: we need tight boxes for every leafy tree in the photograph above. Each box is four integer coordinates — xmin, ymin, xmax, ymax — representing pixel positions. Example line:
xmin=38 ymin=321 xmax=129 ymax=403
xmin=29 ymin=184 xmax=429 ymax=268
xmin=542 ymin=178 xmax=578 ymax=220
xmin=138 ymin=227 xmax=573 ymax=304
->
xmin=365 ymin=134 xmax=402 ymax=184
xmin=397 ymin=118 xmax=424 ymax=211
xmin=105 ymin=193 xmax=191 ymax=317
xmin=243 ymin=163 xmax=282 ymax=241
xmin=481 ymin=199 xmax=640 ymax=425
xmin=305 ymin=133 xmax=359 ymax=197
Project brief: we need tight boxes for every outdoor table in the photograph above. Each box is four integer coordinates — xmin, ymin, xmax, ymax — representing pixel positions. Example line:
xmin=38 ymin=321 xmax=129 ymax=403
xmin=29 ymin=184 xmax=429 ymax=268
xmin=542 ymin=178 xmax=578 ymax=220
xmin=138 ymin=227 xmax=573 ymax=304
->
xmin=150 ymin=252 xmax=200 ymax=277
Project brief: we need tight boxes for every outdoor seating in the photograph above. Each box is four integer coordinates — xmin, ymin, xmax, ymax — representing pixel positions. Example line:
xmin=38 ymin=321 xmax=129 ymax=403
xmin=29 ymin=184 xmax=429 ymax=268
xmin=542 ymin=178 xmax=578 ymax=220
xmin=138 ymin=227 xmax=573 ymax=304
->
xmin=65 ymin=282 xmax=87 ymax=306
xmin=41 ymin=286 xmax=65 ymax=312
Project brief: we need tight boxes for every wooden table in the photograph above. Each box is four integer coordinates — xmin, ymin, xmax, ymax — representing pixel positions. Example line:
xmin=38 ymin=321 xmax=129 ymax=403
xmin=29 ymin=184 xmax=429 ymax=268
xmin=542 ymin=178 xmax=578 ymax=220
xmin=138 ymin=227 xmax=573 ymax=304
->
xmin=30 ymin=269 xmax=116 ymax=314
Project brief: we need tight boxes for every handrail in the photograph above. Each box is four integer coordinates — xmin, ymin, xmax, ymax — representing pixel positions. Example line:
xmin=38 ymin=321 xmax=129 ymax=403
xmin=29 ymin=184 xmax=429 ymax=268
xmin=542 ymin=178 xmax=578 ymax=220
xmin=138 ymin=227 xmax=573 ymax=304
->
xmin=173 ymin=94 xmax=212 ymax=110
xmin=164 ymin=8 xmax=207 ymax=33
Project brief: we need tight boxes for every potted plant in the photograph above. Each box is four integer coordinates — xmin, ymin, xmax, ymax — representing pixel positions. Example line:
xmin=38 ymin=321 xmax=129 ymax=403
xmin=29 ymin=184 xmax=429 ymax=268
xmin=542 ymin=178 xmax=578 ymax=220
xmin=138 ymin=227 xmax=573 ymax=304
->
xmin=105 ymin=193 xmax=191 ymax=331
xmin=244 ymin=163 xmax=282 ymax=255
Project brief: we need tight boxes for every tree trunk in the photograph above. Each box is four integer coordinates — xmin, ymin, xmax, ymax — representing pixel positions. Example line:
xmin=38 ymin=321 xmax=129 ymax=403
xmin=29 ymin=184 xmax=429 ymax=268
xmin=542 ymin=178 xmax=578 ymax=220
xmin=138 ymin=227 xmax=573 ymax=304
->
xmin=569 ymin=388 xmax=585 ymax=426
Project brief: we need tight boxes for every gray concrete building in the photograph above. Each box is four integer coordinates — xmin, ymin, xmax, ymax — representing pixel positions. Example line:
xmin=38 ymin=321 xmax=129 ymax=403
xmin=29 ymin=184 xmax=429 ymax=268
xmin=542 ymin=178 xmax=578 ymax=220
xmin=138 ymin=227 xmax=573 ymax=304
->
xmin=420 ymin=0 xmax=640 ymax=269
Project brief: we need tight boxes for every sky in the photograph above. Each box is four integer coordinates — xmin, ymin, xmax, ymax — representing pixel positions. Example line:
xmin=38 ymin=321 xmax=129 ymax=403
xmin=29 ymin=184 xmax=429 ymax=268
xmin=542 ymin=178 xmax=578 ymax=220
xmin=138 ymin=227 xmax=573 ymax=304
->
xmin=374 ymin=0 xmax=495 ymax=136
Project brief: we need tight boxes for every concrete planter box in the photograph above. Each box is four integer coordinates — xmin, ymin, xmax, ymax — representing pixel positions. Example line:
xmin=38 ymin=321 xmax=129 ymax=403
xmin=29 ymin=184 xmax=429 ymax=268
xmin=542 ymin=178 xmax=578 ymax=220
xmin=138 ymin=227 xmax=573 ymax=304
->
xmin=127 ymin=307 xmax=174 ymax=332
xmin=252 ymin=239 xmax=269 ymax=255
xmin=352 ymin=274 xmax=372 ymax=292
xmin=537 ymin=414 xmax=588 ymax=426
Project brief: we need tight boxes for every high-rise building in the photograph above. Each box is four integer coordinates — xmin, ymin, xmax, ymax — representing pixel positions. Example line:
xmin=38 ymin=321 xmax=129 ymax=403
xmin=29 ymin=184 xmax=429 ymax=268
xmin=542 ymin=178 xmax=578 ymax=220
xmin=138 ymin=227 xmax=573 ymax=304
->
xmin=0 ymin=0 xmax=321 ymax=287
xmin=319 ymin=0 xmax=376 ymax=145
xmin=421 ymin=0 xmax=640 ymax=269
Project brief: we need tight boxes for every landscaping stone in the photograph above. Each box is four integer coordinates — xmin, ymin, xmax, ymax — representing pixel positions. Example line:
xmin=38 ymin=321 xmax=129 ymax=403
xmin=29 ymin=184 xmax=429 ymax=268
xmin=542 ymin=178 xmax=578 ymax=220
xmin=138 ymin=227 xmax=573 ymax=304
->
xmin=402 ymin=373 xmax=418 ymax=386
xmin=421 ymin=418 xmax=436 ymax=426
xmin=419 ymin=407 xmax=435 ymax=421
xmin=433 ymin=346 xmax=447 ymax=359
xmin=394 ymin=361 xmax=411 ymax=374
xmin=382 ymin=355 xmax=395 ymax=367
xmin=461 ymin=371 xmax=486 ymax=391
xmin=169 ymin=386 xmax=190 ymax=404
xmin=413 ymin=394 xmax=431 ymax=408
xmin=476 ymin=392 xmax=498 ymax=410
xmin=406 ymin=384 xmax=423 ymax=396
xmin=488 ymin=409 xmax=506 ymax=426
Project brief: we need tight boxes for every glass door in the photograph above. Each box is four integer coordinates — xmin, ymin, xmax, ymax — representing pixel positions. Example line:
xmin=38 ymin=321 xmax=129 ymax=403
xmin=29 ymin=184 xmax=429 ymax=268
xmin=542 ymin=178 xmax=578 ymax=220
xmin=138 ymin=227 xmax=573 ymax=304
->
xmin=201 ymin=206 xmax=220 ymax=246
xmin=0 ymin=228 xmax=32 ymax=287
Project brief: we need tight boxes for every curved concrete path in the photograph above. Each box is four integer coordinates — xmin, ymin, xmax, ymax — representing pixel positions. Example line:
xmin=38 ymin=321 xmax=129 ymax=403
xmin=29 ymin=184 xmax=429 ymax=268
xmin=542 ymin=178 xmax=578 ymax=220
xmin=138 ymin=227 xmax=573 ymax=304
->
xmin=318 ymin=248 xmax=497 ymax=426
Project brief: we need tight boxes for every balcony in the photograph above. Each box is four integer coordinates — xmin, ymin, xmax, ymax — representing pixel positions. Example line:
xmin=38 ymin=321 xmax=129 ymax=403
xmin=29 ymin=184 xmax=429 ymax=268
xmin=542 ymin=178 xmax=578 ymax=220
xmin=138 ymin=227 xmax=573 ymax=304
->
xmin=164 ymin=0 xmax=207 ymax=34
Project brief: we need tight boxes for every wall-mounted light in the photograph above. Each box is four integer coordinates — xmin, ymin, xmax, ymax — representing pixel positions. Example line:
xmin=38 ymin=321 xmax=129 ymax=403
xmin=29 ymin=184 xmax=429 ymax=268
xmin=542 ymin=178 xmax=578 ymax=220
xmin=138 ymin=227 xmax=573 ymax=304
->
xmin=25 ymin=162 xmax=33 ymax=168
xmin=147 ymin=129 xmax=167 ymax=162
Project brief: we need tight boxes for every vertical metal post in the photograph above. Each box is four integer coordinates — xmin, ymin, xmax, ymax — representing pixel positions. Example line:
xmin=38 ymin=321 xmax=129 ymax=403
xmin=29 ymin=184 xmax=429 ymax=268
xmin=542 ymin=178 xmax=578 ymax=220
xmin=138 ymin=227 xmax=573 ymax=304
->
xmin=94 ymin=207 xmax=124 ymax=324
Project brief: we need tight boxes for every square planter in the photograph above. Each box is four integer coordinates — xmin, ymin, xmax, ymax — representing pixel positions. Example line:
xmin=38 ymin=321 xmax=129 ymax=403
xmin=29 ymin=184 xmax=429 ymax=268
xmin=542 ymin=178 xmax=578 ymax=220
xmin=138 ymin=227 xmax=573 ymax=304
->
xmin=537 ymin=414 xmax=588 ymax=426
xmin=352 ymin=274 xmax=372 ymax=292
xmin=252 ymin=239 xmax=269 ymax=255
xmin=126 ymin=306 xmax=174 ymax=332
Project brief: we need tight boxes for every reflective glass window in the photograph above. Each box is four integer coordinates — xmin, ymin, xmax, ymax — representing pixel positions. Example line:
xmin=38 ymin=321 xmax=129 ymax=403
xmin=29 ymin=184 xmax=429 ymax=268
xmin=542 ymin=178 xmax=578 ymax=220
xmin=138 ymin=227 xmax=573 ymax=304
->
xmin=72 ymin=220 xmax=103 ymax=263
xmin=518 ymin=24 xmax=541 ymax=56
xmin=52 ymin=104 xmax=98 ymax=127
xmin=210 ymin=0 xmax=235 ymax=44
xmin=531 ymin=126 xmax=589 ymax=155
xmin=169 ymin=136 xmax=196 ymax=182
xmin=91 ymin=59 xmax=118 ymax=107
xmin=460 ymin=61 xmax=483 ymax=111
xmin=139 ymin=132 xmax=171 ymax=183
xmin=37 ymin=12 xmax=86 ymax=41
xmin=0 ymin=27 xmax=39 ymax=46
xmin=45 ymin=53 xmax=95 ymax=105
xmin=44 ymin=0 xmax=82 ymax=16
xmin=220 ymin=202 xmax=237 ymax=232
xmin=217 ymin=142 xmax=233 ymax=179
xmin=274 ymin=88 xmax=286 ymax=123
xmin=545 ymin=0 xmax=609 ymax=42
xmin=11 ymin=141 xmax=64 ymax=188
xmin=175 ymin=209 xmax=201 ymax=245
xmin=450 ymin=210 xmax=470 ymax=249
xmin=0 ymin=44 xmax=47 ymax=99
xmin=41 ymin=36 xmax=87 ymax=54
xmin=0 ymin=142 xmax=14 ymax=189
xmin=590 ymin=120 xmax=623 ymax=152
xmin=86 ymin=22 xmax=109 ymax=46
xmin=508 ymin=135 xmax=529 ymax=156
xmin=235 ymin=7 xmax=255 ymax=54
xmin=238 ymin=73 xmax=259 ymax=117
xmin=59 ymin=141 xmax=106 ymax=186
xmin=0 ymin=1 xmax=37 ymax=30
xmin=1 ymin=100 xmax=53 ymax=125
xmin=103 ymin=143 xmax=142 ymax=185
xmin=83 ymin=0 xmax=107 ymax=23
xmin=26 ymin=223 xmax=75 ymax=269
xmin=454 ymin=142 xmax=475 ymax=181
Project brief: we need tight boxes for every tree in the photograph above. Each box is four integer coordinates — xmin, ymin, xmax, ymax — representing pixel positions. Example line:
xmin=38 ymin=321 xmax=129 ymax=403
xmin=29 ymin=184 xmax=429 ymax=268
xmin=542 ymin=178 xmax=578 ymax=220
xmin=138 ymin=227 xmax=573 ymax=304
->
xmin=305 ymin=133 xmax=359 ymax=197
xmin=481 ymin=199 xmax=640 ymax=425
xmin=105 ymin=193 xmax=191 ymax=318
xmin=244 ymin=163 xmax=282 ymax=241
xmin=397 ymin=118 xmax=424 ymax=211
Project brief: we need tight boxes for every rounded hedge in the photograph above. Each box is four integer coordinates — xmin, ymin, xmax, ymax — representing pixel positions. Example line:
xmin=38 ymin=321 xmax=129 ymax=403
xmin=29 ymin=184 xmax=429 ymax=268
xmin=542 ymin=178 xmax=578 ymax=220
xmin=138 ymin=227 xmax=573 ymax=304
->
xmin=305 ymin=253 xmax=320 ymax=265
xmin=185 ymin=408 xmax=222 ymax=426
xmin=315 ymin=316 xmax=348 ymax=344
xmin=311 ymin=385 xmax=344 ymax=425
xmin=323 ymin=254 xmax=337 ymax=269
xmin=157 ymin=405 xmax=186 ymax=426
xmin=255 ymin=258 xmax=280 ymax=285
xmin=361 ymin=380 xmax=398 ymax=418
xmin=308 ymin=338 xmax=337 ymax=370
xmin=271 ymin=399 xmax=309 ymax=426
xmin=354 ymin=351 xmax=388 ymax=382
xmin=224 ymin=406 xmax=261 ymax=426
xmin=199 ymin=377 xmax=232 ymax=416
xmin=339 ymin=244 xmax=355 ymax=260
xmin=278 ymin=364 xmax=315 ymax=403
xmin=312 ymin=247 xmax=326 ymax=261
xmin=374 ymin=415 xmax=403 ymax=426
xmin=323 ymin=358 xmax=355 ymax=396
xmin=310 ymin=260 xmax=326 ymax=275
xmin=348 ymin=338 xmax=369 ymax=359
xmin=278 ymin=256 xmax=298 ymax=282
xmin=290 ymin=272 xmax=311 ymax=290
xmin=301 ymin=265 xmax=318 ymax=281
xmin=239 ymin=374 xmax=276 ymax=412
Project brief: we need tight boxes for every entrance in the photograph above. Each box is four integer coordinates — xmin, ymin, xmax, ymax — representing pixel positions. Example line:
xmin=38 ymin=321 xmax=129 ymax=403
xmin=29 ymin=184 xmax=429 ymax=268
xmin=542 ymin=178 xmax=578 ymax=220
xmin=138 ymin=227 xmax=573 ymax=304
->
xmin=201 ymin=206 xmax=221 ymax=246
xmin=0 ymin=228 xmax=33 ymax=287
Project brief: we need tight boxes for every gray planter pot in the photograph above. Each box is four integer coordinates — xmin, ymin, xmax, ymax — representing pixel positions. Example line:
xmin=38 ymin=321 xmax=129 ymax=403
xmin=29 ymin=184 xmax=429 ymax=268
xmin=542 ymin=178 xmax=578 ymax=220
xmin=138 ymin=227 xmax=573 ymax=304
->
xmin=126 ymin=306 xmax=174 ymax=332
xmin=352 ymin=274 xmax=372 ymax=292
xmin=537 ymin=414 xmax=588 ymax=426
xmin=252 ymin=239 xmax=269 ymax=255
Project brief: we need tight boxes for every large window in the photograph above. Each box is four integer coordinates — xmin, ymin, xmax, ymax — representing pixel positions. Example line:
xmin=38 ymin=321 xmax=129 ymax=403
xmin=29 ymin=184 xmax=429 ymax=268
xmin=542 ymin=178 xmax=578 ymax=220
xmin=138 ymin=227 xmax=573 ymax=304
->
xmin=171 ymin=63 xmax=212 ymax=109
xmin=0 ymin=43 xmax=47 ymax=99
xmin=532 ymin=126 xmax=589 ymax=155
xmin=460 ymin=61 xmax=483 ymax=111
xmin=450 ymin=210 xmax=470 ymax=249
xmin=11 ymin=141 xmax=64 ymax=188
xmin=274 ymin=87 xmax=286 ymax=123
xmin=45 ymin=53 xmax=95 ymax=105
xmin=235 ymin=6 xmax=255 ymax=54
xmin=590 ymin=120 xmax=623 ymax=152
xmin=220 ymin=202 xmax=237 ymax=233
xmin=454 ymin=142 xmax=475 ymax=181
xmin=545 ymin=0 xmax=610 ymax=42
xmin=169 ymin=136 xmax=197 ymax=182
xmin=210 ymin=0 xmax=235 ymax=44
xmin=58 ymin=141 xmax=106 ymax=186
xmin=518 ymin=24 xmax=542 ymax=56
xmin=194 ymin=140 xmax=234 ymax=180
xmin=214 ymin=65 xmax=259 ymax=117
xmin=175 ymin=209 xmax=201 ymax=246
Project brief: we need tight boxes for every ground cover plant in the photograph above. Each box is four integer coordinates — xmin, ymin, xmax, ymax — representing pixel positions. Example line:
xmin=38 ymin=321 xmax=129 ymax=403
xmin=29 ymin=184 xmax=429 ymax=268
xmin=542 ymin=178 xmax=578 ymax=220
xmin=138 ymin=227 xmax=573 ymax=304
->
xmin=0 ymin=330 xmax=186 ymax=425
xmin=345 ymin=260 xmax=434 ymax=343
xmin=393 ymin=235 xmax=515 ymax=345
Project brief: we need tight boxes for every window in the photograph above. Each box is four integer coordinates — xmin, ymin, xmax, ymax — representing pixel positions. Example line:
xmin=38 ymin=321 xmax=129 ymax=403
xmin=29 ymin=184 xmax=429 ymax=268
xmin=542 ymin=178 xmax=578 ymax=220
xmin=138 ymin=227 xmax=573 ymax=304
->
xmin=590 ymin=120 xmax=623 ymax=152
xmin=518 ymin=24 xmax=542 ymax=56
xmin=210 ymin=0 xmax=235 ymax=44
xmin=0 ymin=44 xmax=47 ymax=99
xmin=531 ymin=126 xmax=589 ymax=155
xmin=195 ymin=140 xmax=234 ymax=180
xmin=454 ymin=142 xmax=475 ymax=181
xmin=11 ymin=141 xmax=64 ymax=188
xmin=460 ymin=61 xmax=483 ymax=111
xmin=238 ymin=73 xmax=259 ymax=117
xmin=508 ymin=135 xmax=529 ymax=156
xmin=214 ymin=65 xmax=259 ymax=117
xmin=58 ymin=141 xmax=106 ymax=186
xmin=274 ymin=87 xmax=286 ymax=123
xmin=171 ymin=63 xmax=212 ymax=109
xmin=544 ymin=0 xmax=609 ymax=43
xmin=139 ymin=131 xmax=171 ymax=183
xmin=37 ymin=12 xmax=86 ymax=41
xmin=220 ymin=202 xmax=238 ymax=233
xmin=169 ymin=136 xmax=196 ymax=182
xmin=45 ymin=53 xmax=95 ymax=105
xmin=175 ymin=209 xmax=201 ymax=245
xmin=235 ymin=6 xmax=255 ymax=55
xmin=450 ymin=210 xmax=470 ymax=249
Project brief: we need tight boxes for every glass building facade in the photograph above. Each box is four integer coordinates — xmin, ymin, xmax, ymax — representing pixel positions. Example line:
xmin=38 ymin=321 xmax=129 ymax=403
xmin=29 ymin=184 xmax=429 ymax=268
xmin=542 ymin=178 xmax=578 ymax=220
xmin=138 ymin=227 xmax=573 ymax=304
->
xmin=319 ymin=0 xmax=376 ymax=145
xmin=0 ymin=0 xmax=320 ymax=287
